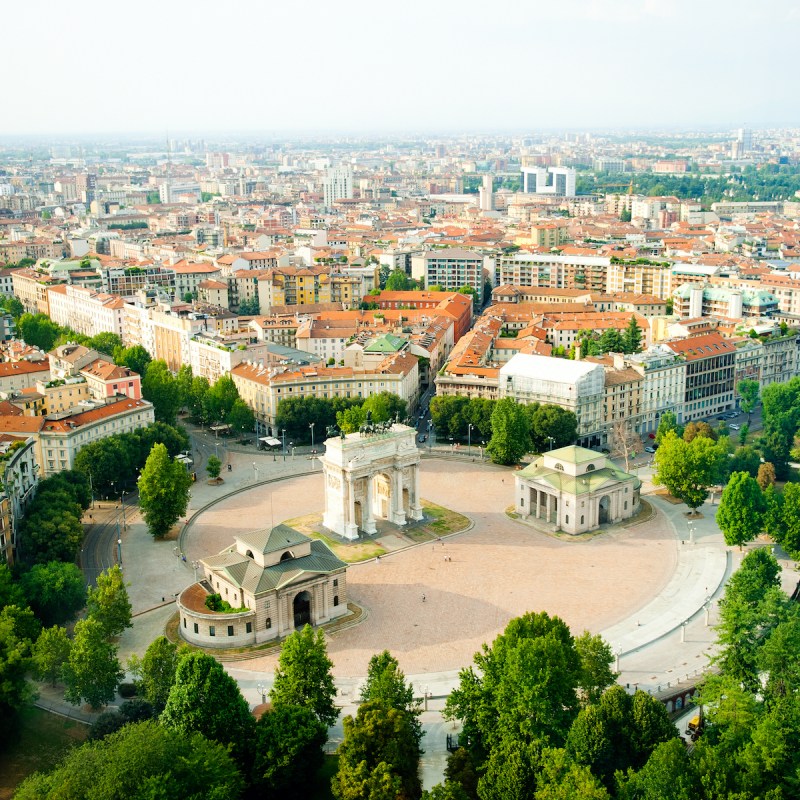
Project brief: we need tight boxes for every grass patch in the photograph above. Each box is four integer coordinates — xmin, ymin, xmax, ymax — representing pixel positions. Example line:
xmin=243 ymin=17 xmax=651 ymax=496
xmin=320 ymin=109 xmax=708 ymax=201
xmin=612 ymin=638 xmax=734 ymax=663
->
xmin=0 ymin=706 xmax=88 ymax=799
xmin=283 ymin=513 xmax=386 ymax=563
xmin=409 ymin=500 xmax=471 ymax=541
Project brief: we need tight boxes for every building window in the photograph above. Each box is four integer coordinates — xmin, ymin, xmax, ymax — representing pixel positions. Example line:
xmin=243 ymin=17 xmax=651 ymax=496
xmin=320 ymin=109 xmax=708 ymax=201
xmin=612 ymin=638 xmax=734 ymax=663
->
xmin=566 ymin=515 xmax=569 ymax=524
xmin=333 ymin=595 xmax=339 ymax=607
xmin=555 ymin=463 xmax=564 ymax=471
xmin=586 ymin=464 xmax=595 ymax=472
xmin=266 ymin=618 xmax=272 ymax=629
xmin=624 ymin=501 xmax=628 ymax=510
xmin=182 ymin=617 xmax=186 ymax=628
xmin=228 ymin=625 xmax=234 ymax=637
xmin=246 ymin=621 xmax=252 ymax=634
xmin=333 ymin=578 xmax=338 ymax=587
xmin=580 ymin=515 xmax=584 ymax=525
xmin=193 ymin=622 xmax=199 ymax=634
xmin=209 ymin=626 xmax=215 ymax=637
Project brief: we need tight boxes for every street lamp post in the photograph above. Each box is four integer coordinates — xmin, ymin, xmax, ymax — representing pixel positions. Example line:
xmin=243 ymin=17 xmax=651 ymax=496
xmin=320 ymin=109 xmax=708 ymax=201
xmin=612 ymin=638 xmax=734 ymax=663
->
xmin=309 ymin=422 xmax=315 ymax=453
xmin=547 ymin=436 xmax=555 ymax=451
xmin=117 ymin=537 xmax=122 ymax=567
xmin=427 ymin=420 xmax=433 ymax=451
xmin=256 ymin=683 xmax=267 ymax=705
xmin=290 ymin=443 xmax=295 ymax=459
xmin=467 ymin=423 xmax=474 ymax=456
xmin=252 ymin=462 xmax=259 ymax=483
xmin=281 ymin=429 xmax=286 ymax=462
xmin=191 ymin=560 xmax=200 ymax=582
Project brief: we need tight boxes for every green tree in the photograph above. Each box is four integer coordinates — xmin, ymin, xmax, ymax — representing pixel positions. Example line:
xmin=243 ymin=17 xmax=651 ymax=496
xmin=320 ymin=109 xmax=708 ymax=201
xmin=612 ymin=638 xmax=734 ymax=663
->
xmin=574 ymin=631 xmax=618 ymax=707
xmin=444 ymin=612 xmax=581 ymax=765
xmin=189 ymin=375 xmax=211 ymax=422
xmin=654 ymin=411 xmax=681 ymax=447
xmin=567 ymin=687 xmax=676 ymax=789
xmin=653 ymin=431 xmax=725 ymax=512
xmin=18 ymin=312 xmax=61 ymax=351
xmin=19 ymin=498 xmax=84 ymax=565
xmin=738 ymin=422 xmax=749 ymax=444
xmin=161 ymin=651 xmax=254 ymax=766
xmin=332 ymin=701 xmax=422 ymax=800
xmin=528 ymin=404 xmax=578 ymax=454
xmin=14 ymin=720 xmax=244 ymax=800
xmin=728 ymin=445 xmax=760 ymax=477
xmin=89 ymin=332 xmax=123 ymax=356
xmin=717 ymin=471 xmax=767 ymax=549
xmin=114 ymin=343 xmax=152 ymax=376
xmin=251 ymin=706 xmax=328 ymax=798
xmin=621 ymin=316 xmax=643 ymax=354
xmin=762 ymin=483 xmax=785 ymax=542
xmin=21 ymin=561 xmax=86 ymax=626
xmin=0 ymin=564 xmax=25 ymax=610
xmin=779 ymin=482 xmax=800 ymax=557
xmin=137 ymin=443 xmax=192 ymax=538
xmin=0 ymin=295 xmax=24 ymax=319
xmin=737 ymin=378 xmax=760 ymax=422
xmin=238 ymin=296 xmax=261 ymax=315
xmin=31 ymin=625 xmax=71 ymax=686
xmin=360 ymin=650 xmax=423 ymax=750
xmin=476 ymin=736 xmax=540 ymax=800
xmin=758 ymin=615 xmax=800 ymax=705
xmin=206 ymin=454 xmax=222 ymax=479
xmin=535 ymin=747 xmax=610 ymax=800
xmin=598 ymin=327 xmax=625 ymax=354
xmin=617 ymin=738 xmax=696 ymax=800
xmin=74 ymin=435 xmax=133 ymax=499
xmin=271 ymin=624 xmax=338 ymax=727
xmin=174 ymin=363 xmax=193 ymax=410
xmin=337 ymin=404 xmax=367 ymax=434
xmin=385 ymin=269 xmax=413 ymax=291
xmin=142 ymin=360 xmax=181 ymax=425
xmin=0 ymin=605 xmax=35 ymax=724
xmin=363 ymin=391 xmax=407 ymax=424
xmin=487 ymin=398 xmax=531 ymax=465
xmin=87 ymin=565 xmax=132 ymax=638
xmin=63 ymin=617 xmax=123 ymax=710
xmin=682 ymin=420 xmax=717 ymax=442
xmin=227 ymin=397 xmax=255 ymax=436
xmin=204 ymin=374 xmax=240 ymax=424
xmin=444 ymin=747 xmax=479 ymax=800
xmin=135 ymin=635 xmax=182 ymax=711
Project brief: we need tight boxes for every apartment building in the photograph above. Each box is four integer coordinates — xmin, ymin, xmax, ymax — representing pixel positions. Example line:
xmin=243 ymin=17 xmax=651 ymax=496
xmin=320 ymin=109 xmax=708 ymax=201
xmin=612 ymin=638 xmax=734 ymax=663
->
xmin=257 ymin=266 xmax=331 ymax=312
xmin=168 ymin=261 xmax=222 ymax=300
xmin=605 ymin=259 xmax=672 ymax=299
xmin=11 ymin=269 xmax=66 ymax=315
xmin=672 ymin=283 xmax=778 ymax=320
xmin=411 ymin=249 xmax=488 ymax=305
xmin=231 ymin=352 xmax=419 ymax=433
xmin=46 ymin=284 xmax=126 ymax=338
xmin=498 ymin=354 xmax=605 ymax=448
xmin=0 ymin=436 xmax=39 ymax=566
xmin=99 ymin=263 xmax=176 ymax=297
xmin=496 ymin=253 xmax=609 ymax=293
xmin=0 ymin=360 xmax=51 ymax=395
xmin=663 ymin=333 xmax=736 ymax=421
xmin=374 ymin=290 xmax=473 ymax=341
xmin=626 ymin=345 xmax=687 ymax=432
xmin=188 ymin=333 xmax=273 ymax=385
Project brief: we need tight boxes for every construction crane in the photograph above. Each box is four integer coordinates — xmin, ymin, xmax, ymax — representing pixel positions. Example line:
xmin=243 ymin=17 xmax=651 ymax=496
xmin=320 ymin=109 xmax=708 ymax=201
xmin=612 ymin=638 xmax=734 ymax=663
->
xmin=597 ymin=179 xmax=635 ymax=195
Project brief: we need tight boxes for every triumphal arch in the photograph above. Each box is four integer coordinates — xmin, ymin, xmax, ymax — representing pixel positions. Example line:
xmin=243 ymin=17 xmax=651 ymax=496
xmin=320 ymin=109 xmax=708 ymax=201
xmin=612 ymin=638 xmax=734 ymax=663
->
xmin=321 ymin=421 xmax=423 ymax=540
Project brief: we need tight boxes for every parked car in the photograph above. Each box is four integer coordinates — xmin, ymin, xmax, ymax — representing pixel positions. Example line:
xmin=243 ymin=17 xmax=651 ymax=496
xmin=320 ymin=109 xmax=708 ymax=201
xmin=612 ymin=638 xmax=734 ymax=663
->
xmin=729 ymin=424 xmax=740 ymax=431
xmin=644 ymin=446 xmax=656 ymax=454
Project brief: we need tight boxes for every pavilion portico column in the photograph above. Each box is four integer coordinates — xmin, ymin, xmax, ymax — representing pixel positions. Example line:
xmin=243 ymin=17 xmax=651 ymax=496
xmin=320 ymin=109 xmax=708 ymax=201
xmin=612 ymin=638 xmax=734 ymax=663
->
xmin=546 ymin=493 xmax=553 ymax=523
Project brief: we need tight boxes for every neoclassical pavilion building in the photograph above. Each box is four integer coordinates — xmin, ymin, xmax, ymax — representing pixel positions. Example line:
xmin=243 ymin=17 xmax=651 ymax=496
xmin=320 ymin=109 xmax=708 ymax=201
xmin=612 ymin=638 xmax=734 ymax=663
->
xmin=514 ymin=445 xmax=640 ymax=535
xmin=177 ymin=524 xmax=348 ymax=648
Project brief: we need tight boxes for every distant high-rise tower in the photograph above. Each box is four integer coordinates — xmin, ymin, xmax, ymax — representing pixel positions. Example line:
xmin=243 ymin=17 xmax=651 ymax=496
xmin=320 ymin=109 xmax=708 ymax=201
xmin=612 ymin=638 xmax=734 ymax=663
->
xmin=323 ymin=166 xmax=353 ymax=209
xmin=736 ymin=127 xmax=752 ymax=153
xmin=479 ymin=174 xmax=494 ymax=211
xmin=520 ymin=167 xmax=576 ymax=197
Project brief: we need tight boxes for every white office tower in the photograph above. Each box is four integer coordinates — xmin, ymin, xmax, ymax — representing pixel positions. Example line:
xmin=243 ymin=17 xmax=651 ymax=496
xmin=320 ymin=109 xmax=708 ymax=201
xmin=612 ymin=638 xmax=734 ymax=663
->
xmin=520 ymin=166 xmax=576 ymax=197
xmin=736 ymin=128 xmax=753 ymax=153
xmin=479 ymin=174 xmax=494 ymax=211
xmin=323 ymin=166 xmax=354 ymax=209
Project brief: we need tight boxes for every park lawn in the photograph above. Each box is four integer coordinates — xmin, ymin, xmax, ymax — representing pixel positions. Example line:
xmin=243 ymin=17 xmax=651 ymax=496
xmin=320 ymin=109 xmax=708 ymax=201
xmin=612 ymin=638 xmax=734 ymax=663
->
xmin=283 ymin=513 xmax=386 ymax=562
xmin=0 ymin=707 xmax=88 ymax=799
xmin=405 ymin=500 xmax=471 ymax=542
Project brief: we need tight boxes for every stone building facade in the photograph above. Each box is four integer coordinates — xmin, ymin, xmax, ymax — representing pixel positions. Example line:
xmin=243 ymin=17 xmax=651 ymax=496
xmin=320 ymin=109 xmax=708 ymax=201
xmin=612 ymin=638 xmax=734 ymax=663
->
xmin=177 ymin=524 xmax=347 ymax=648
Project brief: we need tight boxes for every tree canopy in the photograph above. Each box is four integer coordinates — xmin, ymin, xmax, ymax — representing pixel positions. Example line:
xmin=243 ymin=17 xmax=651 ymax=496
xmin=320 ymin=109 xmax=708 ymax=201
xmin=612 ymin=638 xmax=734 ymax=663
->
xmin=270 ymin=624 xmax=338 ymax=727
xmin=716 ymin=471 xmax=767 ymax=549
xmin=137 ymin=443 xmax=192 ymax=537
xmin=487 ymin=398 xmax=531 ymax=465
xmin=86 ymin=565 xmax=132 ymax=638
xmin=653 ymin=431 xmax=726 ymax=511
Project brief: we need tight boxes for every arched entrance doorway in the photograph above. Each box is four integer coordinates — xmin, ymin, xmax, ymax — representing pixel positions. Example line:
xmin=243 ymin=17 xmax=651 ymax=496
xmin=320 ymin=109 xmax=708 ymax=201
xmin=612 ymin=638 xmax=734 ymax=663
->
xmin=375 ymin=473 xmax=392 ymax=519
xmin=598 ymin=495 xmax=611 ymax=525
xmin=293 ymin=591 xmax=311 ymax=628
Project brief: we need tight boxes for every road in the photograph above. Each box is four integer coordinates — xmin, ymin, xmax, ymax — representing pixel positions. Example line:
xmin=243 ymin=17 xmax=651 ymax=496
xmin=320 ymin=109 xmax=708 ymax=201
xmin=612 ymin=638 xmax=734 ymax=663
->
xmin=80 ymin=499 xmax=130 ymax=587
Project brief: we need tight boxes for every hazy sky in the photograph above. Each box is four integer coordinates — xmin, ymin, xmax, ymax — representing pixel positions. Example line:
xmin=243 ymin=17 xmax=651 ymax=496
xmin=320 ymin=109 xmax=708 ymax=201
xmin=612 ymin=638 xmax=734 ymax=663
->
xmin=4 ymin=0 xmax=796 ymax=136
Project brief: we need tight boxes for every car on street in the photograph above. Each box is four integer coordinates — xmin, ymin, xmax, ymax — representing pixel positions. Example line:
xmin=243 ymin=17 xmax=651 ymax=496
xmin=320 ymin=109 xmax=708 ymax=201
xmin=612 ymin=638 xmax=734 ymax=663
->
xmin=644 ymin=446 xmax=656 ymax=454
xmin=418 ymin=435 xmax=427 ymax=443
xmin=729 ymin=424 xmax=740 ymax=430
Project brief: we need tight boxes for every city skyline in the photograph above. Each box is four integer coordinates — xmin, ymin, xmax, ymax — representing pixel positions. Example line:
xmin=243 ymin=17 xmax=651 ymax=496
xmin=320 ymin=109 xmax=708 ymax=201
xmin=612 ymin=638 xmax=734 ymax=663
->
xmin=4 ymin=0 xmax=796 ymax=136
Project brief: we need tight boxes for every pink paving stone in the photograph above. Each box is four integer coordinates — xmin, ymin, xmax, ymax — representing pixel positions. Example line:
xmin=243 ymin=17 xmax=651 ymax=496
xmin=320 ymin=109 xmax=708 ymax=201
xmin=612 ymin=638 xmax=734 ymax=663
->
xmin=185 ymin=460 xmax=677 ymax=678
